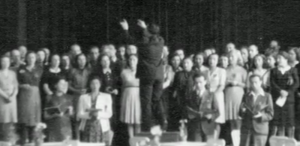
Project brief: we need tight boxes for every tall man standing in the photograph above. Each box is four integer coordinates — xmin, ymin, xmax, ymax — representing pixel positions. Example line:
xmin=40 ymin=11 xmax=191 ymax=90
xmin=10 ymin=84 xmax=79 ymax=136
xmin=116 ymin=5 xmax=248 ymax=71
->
xmin=120 ymin=19 xmax=166 ymax=131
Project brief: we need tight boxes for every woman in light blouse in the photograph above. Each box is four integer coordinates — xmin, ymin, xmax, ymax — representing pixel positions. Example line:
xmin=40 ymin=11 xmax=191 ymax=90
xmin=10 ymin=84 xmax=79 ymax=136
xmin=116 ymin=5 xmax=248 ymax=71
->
xmin=77 ymin=76 xmax=113 ymax=145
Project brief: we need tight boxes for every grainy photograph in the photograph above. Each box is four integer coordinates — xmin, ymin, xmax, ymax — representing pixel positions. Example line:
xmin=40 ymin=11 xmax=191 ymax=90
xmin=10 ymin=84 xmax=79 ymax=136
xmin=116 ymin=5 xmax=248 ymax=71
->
xmin=0 ymin=0 xmax=299 ymax=146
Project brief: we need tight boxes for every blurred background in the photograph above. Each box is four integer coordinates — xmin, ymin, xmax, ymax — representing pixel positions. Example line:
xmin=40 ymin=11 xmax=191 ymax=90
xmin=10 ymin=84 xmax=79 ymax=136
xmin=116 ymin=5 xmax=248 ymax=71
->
xmin=1 ymin=0 xmax=300 ymax=54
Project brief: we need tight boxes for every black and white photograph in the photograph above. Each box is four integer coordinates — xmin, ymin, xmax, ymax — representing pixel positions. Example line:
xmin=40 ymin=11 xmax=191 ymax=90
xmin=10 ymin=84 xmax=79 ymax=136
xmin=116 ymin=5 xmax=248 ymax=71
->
xmin=0 ymin=0 xmax=300 ymax=146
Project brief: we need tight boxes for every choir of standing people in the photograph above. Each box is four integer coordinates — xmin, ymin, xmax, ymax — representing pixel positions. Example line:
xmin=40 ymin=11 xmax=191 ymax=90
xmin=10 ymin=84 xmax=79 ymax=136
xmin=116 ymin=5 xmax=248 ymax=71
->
xmin=0 ymin=19 xmax=300 ymax=146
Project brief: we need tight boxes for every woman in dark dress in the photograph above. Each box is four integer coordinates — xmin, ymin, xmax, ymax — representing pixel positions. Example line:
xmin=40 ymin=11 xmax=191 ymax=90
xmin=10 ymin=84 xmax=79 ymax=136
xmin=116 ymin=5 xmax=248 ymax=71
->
xmin=270 ymin=51 xmax=299 ymax=138
xmin=169 ymin=57 xmax=195 ymax=131
xmin=44 ymin=78 xmax=73 ymax=142
xmin=17 ymin=51 xmax=43 ymax=144
xmin=41 ymin=54 xmax=66 ymax=102
xmin=68 ymin=53 xmax=91 ymax=139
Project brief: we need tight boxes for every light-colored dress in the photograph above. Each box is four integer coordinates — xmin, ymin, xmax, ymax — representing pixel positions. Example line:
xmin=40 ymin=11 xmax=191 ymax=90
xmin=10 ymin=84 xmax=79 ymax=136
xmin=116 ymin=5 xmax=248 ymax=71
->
xmin=120 ymin=69 xmax=141 ymax=124
xmin=225 ymin=66 xmax=247 ymax=120
xmin=77 ymin=92 xmax=112 ymax=142
xmin=206 ymin=67 xmax=226 ymax=123
xmin=0 ymin=70 xmax=18 ymax=123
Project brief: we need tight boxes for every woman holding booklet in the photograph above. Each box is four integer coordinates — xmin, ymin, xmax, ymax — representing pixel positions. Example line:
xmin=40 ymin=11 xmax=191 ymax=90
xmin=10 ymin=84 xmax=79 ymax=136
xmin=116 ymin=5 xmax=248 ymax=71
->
xmin=77 ymin=76 xmax=113 ymax=145
xmin=270 ymin=51 xmax=299 ymax=137
xmin=44 ymin=77 xmax=73 ymax=142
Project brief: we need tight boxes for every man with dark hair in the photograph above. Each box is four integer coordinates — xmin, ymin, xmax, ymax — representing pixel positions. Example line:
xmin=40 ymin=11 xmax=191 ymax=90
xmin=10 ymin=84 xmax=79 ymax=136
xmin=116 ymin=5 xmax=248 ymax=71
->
xmin=265 ymin=40 xmax=280 ymax=56
xmin=239 ymin=74 xmax=274 ymax=146
xmin=136 ymin=20 xmax=166 ymax=131
xmin=120 ymin=19 xmax=166 ymax=131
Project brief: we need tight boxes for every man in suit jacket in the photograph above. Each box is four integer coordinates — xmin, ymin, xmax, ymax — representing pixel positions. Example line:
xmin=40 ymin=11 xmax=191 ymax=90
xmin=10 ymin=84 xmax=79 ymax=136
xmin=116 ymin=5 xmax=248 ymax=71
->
xmin=186 ymin=73 xmax=219 ymax=142
xmin=239 ymin=74 xmax=274 ymax=146
xmin=120 ymin=19 xmax=166 ymax=131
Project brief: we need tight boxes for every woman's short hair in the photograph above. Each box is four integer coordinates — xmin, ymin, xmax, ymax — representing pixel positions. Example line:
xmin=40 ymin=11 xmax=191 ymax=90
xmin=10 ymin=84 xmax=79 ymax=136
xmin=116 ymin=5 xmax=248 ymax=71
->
xmin=74 ymin=53 xmax=87 ymax=68
xmin=277 ymin=51 xmax=291 ymax=62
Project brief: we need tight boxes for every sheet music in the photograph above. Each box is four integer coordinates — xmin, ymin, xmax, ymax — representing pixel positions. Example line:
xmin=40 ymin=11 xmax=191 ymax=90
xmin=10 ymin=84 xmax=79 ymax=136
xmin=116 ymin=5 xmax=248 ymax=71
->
xmin=276 ymin=96 xmax=287 ymax=107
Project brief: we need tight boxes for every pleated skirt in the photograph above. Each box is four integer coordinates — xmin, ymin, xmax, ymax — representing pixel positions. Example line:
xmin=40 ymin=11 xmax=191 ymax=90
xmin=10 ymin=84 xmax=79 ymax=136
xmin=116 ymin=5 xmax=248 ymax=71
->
xmin=225 ymin=86 xmax=244 ymax=120
xmin=120 ymin=87 xmax=141 ymax=124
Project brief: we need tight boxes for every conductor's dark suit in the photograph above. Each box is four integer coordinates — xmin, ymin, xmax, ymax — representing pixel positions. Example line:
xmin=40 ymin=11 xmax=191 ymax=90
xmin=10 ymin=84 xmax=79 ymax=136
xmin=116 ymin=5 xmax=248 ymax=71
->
xmin=136 ymin=27 xmax=165 ymax=131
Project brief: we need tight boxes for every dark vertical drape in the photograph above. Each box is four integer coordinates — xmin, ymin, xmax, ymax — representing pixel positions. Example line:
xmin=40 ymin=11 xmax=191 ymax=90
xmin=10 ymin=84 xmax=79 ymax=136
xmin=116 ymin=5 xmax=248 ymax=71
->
xmin=2 ymin=0 xmax=300 ymax=54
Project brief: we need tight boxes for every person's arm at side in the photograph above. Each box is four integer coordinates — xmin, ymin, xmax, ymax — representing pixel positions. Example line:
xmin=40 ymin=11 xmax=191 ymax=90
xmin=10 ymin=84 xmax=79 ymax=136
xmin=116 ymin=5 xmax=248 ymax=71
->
xmin=259 ymin=93 xmax=274 ymax=122
xmin=172 ymin=72 xmax=180 ymax=98
xmin=239 ymin=94 xmax=247 ymax=118
xmin=10 ymin=72 xmax=19 ymax=98
xmin=77 ymin=95 xmax=90 ymax=119
xmin=98 ymin=94 xmax=113 ymax=119
xmin=215 ymin=69 xmax=226 ymax=93
xmin=43 ymin=84 xmax=53 ymax=96
xmin=163 ymin=67 xmax=175 ymax=89
xmin=211 ymin=94 xmax=220 ymax=120
xmin=235 ymin=68 xmax=247 ymax=88
xmin=68 ymin=70 xmax=83 ymax=94
xmin=270 ymin=69 xmax=282 ymax=92
xmin=287 ymin=68 xmax=300 ymax=95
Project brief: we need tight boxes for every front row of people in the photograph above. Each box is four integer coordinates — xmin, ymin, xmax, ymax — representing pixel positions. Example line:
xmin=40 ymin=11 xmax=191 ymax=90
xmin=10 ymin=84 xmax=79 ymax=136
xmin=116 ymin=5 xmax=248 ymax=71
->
xmin=186 ymin=73 xmax=273 ymax=146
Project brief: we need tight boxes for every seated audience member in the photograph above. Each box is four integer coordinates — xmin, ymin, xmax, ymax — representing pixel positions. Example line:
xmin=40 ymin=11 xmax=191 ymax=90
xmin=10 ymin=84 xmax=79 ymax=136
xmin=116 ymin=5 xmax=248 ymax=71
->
xmin=120 ymin=55 xmax=141 ymax=138
xmin=170 ymin=58 xmax=195 ymax=130
xmin=193 ymin=53 xmax=208 ymax=74
xmin=287 ymin=47 xmax=300 ymax=67
xmin=219 ymin=54 xmax=229 ymax=69
xmin=0 ymin=55 xmax=18 ymax=141
xmin=239 ymin=74 xmax=274 ymax=146
xmin=77 ymin=76 xmax=113 ymax=145
xmin=247 ymin=54 xmax=270 ymax=92
xmin=44 ymin=78 xmax=73 ymax=142
xmin=270 ymin=51 xmax=299 ymax=138
xmin=17 ymin=51 xmax=43 ymax=144
xmin=265 ymin=40 xmax=280 ymax=56
xmin=266 ymin=53 xmax=276 ymax=69
xmin=186 ymin=73 xmax=219 ymax=141
xmin=10 ymin=49 xmax=25 ymax=72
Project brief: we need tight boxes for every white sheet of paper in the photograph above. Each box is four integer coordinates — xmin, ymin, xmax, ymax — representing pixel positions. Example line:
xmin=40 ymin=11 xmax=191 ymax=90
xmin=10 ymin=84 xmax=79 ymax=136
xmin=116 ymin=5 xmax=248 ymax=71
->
xmin=276 ymin=96 xmax=287 ymax=107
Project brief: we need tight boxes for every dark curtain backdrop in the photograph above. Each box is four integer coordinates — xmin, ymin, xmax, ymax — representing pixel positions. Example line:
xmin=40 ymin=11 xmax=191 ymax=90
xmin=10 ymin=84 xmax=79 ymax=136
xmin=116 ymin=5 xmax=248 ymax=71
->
xmin=1 ymin=0 xmax=300 ymax=54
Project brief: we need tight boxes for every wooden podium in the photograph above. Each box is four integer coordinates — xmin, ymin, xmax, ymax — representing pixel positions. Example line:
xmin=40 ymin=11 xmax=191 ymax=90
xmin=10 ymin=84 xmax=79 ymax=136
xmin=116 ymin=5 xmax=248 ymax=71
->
xmin=135 ymin=132 xmax=181 ymax=142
